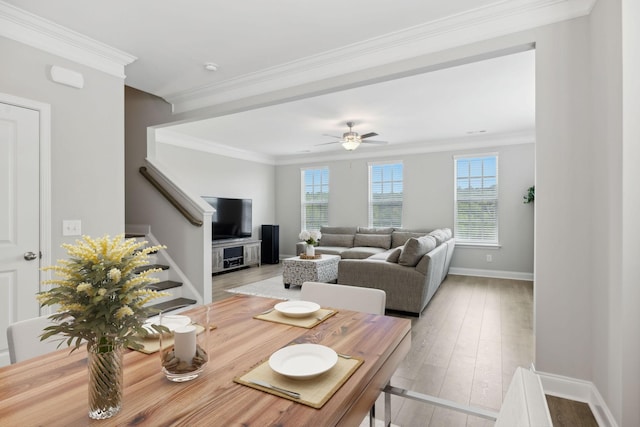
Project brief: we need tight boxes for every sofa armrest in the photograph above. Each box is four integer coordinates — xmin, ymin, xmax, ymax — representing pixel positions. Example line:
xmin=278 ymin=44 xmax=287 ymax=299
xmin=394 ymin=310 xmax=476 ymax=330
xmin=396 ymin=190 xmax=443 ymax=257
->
xmin=338 ymin=259 xmax=428 ymax=313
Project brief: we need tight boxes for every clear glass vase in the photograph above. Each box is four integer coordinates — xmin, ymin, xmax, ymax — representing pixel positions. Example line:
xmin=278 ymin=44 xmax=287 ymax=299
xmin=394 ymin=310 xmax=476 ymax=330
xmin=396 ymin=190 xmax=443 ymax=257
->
xmin=87 ymin=341 xmax=123 ymax=420
xmin=159 ymin=305 xmax=210 ymax=382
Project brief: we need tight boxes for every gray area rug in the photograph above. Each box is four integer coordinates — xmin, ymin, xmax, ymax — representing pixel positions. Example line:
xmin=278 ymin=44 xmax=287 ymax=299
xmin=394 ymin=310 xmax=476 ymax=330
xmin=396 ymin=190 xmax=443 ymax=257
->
xmin=226 ymin=275 xmax=301 ymax=301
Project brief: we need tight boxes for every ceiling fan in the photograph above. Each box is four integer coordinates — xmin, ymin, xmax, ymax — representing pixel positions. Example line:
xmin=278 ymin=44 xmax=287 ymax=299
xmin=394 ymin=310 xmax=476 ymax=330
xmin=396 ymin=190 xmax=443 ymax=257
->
xmin=318 ymin=121 xmax=388 ymax=151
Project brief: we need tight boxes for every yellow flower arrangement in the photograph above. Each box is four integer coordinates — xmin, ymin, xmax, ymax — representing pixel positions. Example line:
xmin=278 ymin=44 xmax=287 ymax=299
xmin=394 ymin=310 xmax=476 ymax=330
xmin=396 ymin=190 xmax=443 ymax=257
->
xmin=37 ymin=234 xmax=170 ymax=352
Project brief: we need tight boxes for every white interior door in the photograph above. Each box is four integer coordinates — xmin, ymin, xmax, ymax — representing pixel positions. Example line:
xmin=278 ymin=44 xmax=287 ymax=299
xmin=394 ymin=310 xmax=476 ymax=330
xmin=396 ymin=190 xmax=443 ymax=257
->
xmin=0 ymin=102 xmax=41 ymax=366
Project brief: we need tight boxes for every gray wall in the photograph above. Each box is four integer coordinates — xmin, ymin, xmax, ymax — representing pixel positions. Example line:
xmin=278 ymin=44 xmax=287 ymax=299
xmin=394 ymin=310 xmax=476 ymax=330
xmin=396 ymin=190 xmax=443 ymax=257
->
xmin=124 ymin=86 xmax=173 ymax=226
xmin=154 ymin=143 xmax=276 ymax=241
xmin=0 ymin=37 xmax=125 ymax=263
xmin=276 ymin=143 xmax=535 ymax=276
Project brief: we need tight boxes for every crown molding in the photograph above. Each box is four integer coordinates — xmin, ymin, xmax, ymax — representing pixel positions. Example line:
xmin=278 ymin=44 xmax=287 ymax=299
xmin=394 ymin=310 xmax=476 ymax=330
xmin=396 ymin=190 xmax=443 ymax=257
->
xmin=155 ymin=128 xmax=534 ymax=167
xmin=0 ymin=1 xmax=136 ymax=78
xmin=154 ymin=129 xmax=277 ymax=166
xmin=275 ymin=130 xmax=535 ymax=166
xmin=165 ymin=0 xmax=595 ymax=113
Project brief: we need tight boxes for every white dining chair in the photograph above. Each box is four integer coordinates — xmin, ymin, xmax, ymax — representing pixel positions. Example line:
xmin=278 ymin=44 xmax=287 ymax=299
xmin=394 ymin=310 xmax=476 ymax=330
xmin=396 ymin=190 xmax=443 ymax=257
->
xmin=7 ymin=315 xmax=61 ymax=364
xmin=300 ymin=281 xmax=386 ymax=315
xmin=300 ymin=281 xmax=386 ymax=427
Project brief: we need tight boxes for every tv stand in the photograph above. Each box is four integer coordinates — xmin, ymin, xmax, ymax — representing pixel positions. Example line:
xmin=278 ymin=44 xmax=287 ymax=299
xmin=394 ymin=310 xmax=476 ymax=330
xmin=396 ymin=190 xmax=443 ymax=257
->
xmin=212 ymin=239 xmax=261 ymax=274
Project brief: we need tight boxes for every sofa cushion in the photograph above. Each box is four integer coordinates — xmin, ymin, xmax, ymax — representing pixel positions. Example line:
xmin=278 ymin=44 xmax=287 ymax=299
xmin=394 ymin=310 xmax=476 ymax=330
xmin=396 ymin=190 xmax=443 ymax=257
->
xmin=428 ymin=229 xmax=449 ymax=246
xmin=441 ymin=228 xmax=453 ymax=239
xmin=354 ymin=233 xmax=392 ymax=249
xmin=391 ymin=231 xmax=429 ymax=248
xmin=357 ymin=227 xmax=394 ymax=235
xmin=320 ymin=226 xmax=357 ymax=235
xmin=315 ymin=246 xmax=350 ymax=256
xmin=319 ymin=233 xmax=354 ymax=247
xmin=386 ymin=247 xmax=402 ymax=263
xmin=340 ymin=247 xmax=387 ymax=259
xmin=399 ymin=235 xmax=437 ymax=267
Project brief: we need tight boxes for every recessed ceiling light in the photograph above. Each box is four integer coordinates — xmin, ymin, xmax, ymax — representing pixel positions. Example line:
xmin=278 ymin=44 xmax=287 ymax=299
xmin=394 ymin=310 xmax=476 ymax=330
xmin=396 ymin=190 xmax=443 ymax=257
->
xmin=204 ymin=62 xmax=218 ymax=72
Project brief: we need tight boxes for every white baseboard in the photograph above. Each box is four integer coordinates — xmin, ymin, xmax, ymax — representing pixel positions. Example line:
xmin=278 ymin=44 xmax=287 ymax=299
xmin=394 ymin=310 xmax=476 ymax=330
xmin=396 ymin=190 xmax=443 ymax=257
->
xmin=536 ymin=370 xmax=618 ymax=427
xmin=448 ymin=267 xmax=534 ymax=281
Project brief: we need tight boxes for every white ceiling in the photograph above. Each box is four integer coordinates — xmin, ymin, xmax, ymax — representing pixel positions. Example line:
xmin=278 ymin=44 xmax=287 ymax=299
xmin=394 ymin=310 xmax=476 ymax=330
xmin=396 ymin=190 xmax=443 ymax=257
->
xmin=2 ymin=1 xmax=594 ymax=163
xmin=165 ymin=49 xmax=535 ymax=162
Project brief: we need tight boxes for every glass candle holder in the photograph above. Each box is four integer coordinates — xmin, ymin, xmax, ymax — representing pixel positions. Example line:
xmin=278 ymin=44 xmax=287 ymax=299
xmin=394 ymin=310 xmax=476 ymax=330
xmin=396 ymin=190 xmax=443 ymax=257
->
xmin=159 ymin=306 xmax=210 ymax=382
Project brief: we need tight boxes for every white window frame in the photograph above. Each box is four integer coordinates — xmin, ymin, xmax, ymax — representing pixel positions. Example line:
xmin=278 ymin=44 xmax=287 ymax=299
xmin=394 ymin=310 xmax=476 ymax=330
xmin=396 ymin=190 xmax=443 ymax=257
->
xmin=368 ymin=161 xmax=403 ymax=228
xmin=454 ymin=153 xmax=499 ymax=246
xmin=300 ymin=167 xmax=329 ymax=231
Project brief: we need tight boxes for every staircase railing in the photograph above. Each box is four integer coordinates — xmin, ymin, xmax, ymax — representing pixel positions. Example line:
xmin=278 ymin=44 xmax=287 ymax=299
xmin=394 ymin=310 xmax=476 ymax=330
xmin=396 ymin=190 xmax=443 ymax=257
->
xmin=139 ymin=166 xmax=203 ymax=227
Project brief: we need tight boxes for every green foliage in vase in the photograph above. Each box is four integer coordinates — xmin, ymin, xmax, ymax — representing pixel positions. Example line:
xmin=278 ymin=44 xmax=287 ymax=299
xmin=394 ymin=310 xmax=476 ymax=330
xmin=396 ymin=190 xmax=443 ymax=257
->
xmin=523 ymin=186 xmax=535 ymax=204
xmin=37 ymin=234 xmax=170 ymax=352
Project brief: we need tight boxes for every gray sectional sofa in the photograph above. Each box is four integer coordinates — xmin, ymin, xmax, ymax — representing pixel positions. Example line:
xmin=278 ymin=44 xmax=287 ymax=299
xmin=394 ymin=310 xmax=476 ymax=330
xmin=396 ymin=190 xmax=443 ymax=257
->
xmin=297 ymin=226 xmax=455 ymax=315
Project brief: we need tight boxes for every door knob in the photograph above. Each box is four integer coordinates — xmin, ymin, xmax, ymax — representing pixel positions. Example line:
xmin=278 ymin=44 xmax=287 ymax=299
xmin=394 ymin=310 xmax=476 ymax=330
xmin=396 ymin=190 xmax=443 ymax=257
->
xmin=24 ymin=251 xmax=38 ymax=261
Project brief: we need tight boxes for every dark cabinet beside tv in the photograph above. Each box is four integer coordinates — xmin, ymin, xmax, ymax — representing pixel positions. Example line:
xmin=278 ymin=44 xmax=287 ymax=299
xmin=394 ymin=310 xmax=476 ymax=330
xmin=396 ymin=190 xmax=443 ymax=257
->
xmin=261 ymin=225 xmax=279 ymax=264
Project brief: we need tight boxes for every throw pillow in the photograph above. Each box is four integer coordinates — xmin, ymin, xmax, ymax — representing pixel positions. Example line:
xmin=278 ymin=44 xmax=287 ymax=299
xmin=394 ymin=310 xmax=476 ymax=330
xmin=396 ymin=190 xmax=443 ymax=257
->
xmin=399 ymin=235 xmax=437 ymax=267
xmin=354 ymin=233 xmax=392 ymax=249
xmin=428 ymin=229 xmax=448 ymax=246
xmin=386 ymin=247 xmax=402 ymax=263
xmin=319 ymin=233 xmax=354 ymax=247
xmin=391 ymin=231 xmax=428 ymax=248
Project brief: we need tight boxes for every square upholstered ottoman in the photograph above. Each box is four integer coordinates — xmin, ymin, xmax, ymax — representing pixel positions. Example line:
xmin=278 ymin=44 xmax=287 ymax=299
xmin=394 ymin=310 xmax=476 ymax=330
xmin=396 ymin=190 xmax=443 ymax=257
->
xmin=282 ymin=254 xmax=340 ymax=289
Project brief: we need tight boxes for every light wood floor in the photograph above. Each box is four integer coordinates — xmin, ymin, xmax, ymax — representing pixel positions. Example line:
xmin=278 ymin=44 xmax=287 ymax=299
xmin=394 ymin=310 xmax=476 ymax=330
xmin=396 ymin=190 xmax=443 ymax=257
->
xmin=211 ymin=265 xmax=594 ymax=426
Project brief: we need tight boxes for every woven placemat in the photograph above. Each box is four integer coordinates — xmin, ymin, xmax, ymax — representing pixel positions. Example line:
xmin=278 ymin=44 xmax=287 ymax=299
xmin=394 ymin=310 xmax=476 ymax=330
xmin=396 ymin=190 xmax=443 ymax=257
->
xmin=234 ymin=353 xmax=363 ymax=408
xmin=129 ymin=324 xmax=214 ymax=354
xmin=254 ymin=308 xmax=336 ymax=328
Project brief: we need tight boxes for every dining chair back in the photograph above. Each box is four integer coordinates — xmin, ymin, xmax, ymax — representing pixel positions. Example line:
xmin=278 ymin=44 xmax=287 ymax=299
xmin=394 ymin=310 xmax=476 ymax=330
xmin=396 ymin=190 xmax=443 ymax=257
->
xmin=300 ymin=281 xmax=386 ymax=315
xmin=7 ymin=315 xmax=60 ymax=364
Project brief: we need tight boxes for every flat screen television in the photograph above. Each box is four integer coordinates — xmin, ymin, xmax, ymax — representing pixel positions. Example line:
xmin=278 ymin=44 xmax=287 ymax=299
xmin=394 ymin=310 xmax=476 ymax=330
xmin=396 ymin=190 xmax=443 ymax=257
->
xmin=203 ymin=197 xmax=252 ymax=241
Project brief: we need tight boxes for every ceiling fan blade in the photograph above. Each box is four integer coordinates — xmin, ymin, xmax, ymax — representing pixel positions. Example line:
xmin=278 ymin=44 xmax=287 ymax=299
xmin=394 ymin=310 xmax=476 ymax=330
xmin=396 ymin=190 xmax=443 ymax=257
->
xmin=322 ymin=133 xmax=342 ymax=139
xmin=315 ymin=141 xmax=340 ymax=146
xmin=361 ymin=140 xmax=388 ymax=145
xmin=360 ymin=132 xmax=378 ymax=139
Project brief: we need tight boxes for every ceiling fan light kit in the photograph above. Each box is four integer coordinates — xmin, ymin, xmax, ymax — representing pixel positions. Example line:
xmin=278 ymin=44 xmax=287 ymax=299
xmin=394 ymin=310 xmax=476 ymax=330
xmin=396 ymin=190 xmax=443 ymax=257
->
xmin=321 ymin=121 xmax=388 ymax=151
xmin=341 ymin=139 xmax=360 ymax=151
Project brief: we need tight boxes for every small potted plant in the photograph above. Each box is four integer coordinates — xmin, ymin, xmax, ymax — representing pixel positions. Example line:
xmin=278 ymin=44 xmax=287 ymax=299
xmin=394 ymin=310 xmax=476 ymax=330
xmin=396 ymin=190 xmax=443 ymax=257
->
xmin=523 ymin=186 xmax=535 ymax=204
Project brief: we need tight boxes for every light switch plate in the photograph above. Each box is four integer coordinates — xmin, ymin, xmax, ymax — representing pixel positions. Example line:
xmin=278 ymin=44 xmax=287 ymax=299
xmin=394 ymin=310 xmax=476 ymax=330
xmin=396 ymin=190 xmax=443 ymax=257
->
xmin=63 ymin=220 xmax=81 ymax=236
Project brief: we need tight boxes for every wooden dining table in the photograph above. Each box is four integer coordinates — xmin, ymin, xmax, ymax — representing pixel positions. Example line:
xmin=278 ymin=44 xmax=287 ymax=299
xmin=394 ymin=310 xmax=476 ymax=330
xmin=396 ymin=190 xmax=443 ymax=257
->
xmin=0 ymin=295 xmax=411 ymax=426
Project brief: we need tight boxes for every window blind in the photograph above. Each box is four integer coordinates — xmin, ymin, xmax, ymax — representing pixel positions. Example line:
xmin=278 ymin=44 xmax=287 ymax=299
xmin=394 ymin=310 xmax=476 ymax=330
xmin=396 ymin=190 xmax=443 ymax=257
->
xmin=369 ymin=162 xmax=403 ymax=227
xmin=301 ymin=167 xmax=329 ymax=231
xmin=454 ymin=155 xmax=498 ymax=244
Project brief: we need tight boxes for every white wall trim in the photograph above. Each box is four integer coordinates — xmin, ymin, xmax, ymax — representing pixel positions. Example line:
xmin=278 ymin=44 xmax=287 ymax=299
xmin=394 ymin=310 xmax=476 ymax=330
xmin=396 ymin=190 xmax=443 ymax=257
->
xmin=537 ymin=370 xmax=619 ymax=427
xmin=449 ymin=267 xmax=533 ymax=281
xmin=156 ymin=127 xmax=534 ymax=167
xmin=0 ymin=92 xmax=52 ymax=300
xmin=164 ymin=0 xmax=596 ymax=113
xmin=0 ymin=1 xmax=136 ymax=78
xmin=154 ymin=128 xmax=277 ymax=165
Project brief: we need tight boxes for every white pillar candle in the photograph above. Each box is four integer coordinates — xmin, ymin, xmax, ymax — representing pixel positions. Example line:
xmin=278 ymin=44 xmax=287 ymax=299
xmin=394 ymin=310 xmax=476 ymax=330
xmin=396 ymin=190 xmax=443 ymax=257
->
xmin=173 ymin=325 xmax=197 ymax=363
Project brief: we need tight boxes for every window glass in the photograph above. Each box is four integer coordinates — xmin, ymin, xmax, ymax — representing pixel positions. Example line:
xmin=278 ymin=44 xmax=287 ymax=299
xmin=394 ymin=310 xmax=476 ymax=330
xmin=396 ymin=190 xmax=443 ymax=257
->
xmin=454 ymin=155 xmax=498 ymax=244
xmin=369 ymin=162 xmax=403 ymax=227
xmin=301 ymin=167 xmax=329 ymax=231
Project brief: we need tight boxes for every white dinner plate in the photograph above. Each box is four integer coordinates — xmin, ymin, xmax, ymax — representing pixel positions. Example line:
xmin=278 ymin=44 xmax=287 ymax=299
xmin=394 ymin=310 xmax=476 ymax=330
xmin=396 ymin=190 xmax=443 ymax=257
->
xmin=269 ymin=344 xmax=338 ymax=380
xmin=274 ymin=301 xmax=321 ymax=318
xmin=143 ymin=314 xmax=191 ymax=336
